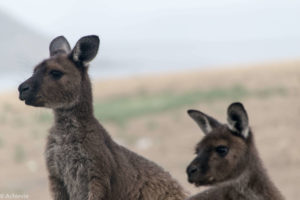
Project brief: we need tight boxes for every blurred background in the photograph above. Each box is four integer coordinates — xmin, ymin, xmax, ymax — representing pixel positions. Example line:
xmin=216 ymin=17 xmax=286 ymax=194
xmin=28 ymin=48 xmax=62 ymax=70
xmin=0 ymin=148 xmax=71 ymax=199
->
xmin=0 ymin=0 xmax=299 ymax=199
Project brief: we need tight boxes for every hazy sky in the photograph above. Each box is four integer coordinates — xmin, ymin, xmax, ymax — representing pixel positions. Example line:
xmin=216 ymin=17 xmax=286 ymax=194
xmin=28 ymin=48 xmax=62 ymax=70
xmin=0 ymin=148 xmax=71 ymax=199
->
xmin=1 ymin=0 xmax=300 ymax=44
xmin=1 ymin=0 xmax=300 ymax=85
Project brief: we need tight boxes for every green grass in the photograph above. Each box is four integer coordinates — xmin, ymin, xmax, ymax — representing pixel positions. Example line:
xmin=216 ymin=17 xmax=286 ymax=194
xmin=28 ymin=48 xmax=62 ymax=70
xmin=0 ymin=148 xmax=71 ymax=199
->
xmin=14 ymin=85 xmax=284 ymax=126
xmin=94 ymin=85 xmax=286 ymax=124
xmin=253 ymin=87 xmax=286 ymax=98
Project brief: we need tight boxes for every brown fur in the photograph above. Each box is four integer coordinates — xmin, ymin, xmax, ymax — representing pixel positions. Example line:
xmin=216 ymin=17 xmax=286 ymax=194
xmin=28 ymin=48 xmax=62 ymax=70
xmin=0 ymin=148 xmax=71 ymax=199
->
xmin=18 ymin=35 xmax=187 ymax=200
xmin=185 ymin=103 xmax=284 ymax=200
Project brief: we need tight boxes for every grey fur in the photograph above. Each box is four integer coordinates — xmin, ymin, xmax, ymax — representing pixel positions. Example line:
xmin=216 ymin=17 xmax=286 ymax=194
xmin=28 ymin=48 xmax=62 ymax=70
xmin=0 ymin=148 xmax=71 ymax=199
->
xmin=186 ymin=102 xmax=284 ymax=200
xmin=18 ymin=35 xmax=187 ymax=200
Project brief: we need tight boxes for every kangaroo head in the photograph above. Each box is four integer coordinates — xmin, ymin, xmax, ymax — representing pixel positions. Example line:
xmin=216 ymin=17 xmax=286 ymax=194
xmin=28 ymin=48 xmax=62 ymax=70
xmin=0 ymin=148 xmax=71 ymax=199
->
xmin=18 ymin=35 xmax=100 ymax=109
xmin=186 ymin=102 xmax=251 ymax=186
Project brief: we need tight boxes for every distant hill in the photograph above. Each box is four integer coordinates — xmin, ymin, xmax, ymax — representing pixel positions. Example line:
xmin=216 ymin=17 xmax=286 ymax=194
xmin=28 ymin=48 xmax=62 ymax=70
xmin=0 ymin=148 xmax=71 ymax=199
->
xmin=1 ymin=8 xmax=300 ymax=91
xmin=0 ymin=10 xmax=49 ymax=90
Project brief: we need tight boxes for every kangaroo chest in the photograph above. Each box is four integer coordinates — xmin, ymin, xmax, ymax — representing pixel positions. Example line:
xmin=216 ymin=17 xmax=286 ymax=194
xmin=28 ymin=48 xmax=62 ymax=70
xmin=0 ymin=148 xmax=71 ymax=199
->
xmin=46 ymin=130 xmax=90 ymax=198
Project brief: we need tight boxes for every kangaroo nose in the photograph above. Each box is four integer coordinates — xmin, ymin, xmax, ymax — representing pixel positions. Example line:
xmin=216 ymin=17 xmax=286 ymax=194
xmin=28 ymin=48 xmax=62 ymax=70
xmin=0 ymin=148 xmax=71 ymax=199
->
xmin=18 ymin=83 xmax=30 ymax=93
xmin=18 ymin=83 xmax=31 ymax=100
xmin=187 ymin=165 xmax=198 ymax=176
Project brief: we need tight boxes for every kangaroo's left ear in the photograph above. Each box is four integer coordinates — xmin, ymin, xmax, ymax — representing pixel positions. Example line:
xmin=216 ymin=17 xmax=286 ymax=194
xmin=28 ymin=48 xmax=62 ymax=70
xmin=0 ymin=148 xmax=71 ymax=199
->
xmin=227 ymin=102 xmax=249 ymax=138
xmin=187 ymin=109 xmax=222 ymax=135
xmin=49 ymin=36 xmax=71 ymax=56
xmin=71 ymin=35 xmax=100 ymax=66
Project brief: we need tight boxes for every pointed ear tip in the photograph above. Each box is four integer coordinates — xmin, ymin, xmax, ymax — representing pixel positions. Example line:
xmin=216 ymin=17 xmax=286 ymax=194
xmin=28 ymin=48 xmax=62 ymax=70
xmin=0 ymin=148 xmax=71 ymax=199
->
xmin=232 ymin=102 xmax=243 ymax=106
xmin=82 ymin=35 xmax=100 ymax=42
xmin=228 ymin=102 xmax=245 ymax=110
xmin=93 ymin=36 xmax=100 ymax=45
xmin=187 ymin=109 xmax=197 ymax=115
xmin=77 ymin=35 xmax=100 ymax=49
xmin=50 ymin=36 xmax=68 ymax=47
xmin=187 ymin=109 xmax=193 ymax=114
xmin=52 ymin=35 xmax=67 ymax=42
xmin=91 ymin=35 xmax=100 ymax=39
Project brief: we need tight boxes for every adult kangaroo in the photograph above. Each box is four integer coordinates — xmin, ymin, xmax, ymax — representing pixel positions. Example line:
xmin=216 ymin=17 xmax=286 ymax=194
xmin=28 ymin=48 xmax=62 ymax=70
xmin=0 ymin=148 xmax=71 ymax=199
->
xmin=18 ymin=35 xmax=187 ymax=200
xmin=185 ymin=102 xmax=284 ymax=200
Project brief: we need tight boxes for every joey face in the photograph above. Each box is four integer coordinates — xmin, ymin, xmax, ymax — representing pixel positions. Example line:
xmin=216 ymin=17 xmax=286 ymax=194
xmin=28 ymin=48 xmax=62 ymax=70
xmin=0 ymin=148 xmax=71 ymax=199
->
xmin=187 ymin=126 xmax=247 ymax=186
xmin=186 ymin=102 xmax=250 ymax=186
xmin=18 ymin=35 xmax=100 ymax=109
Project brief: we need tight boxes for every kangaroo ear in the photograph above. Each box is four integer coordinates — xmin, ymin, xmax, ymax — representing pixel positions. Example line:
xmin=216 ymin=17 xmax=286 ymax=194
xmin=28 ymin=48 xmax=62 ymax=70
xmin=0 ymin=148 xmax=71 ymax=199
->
xmin=187 ymin=110 xmax=221 ymax=135
xmin=49 ymin=36 xmax=71 ymax=56
xmin=71 ymin=35 xmax=100 ymax=66
xmin=227 ymin=102 xmax=249 ymax=138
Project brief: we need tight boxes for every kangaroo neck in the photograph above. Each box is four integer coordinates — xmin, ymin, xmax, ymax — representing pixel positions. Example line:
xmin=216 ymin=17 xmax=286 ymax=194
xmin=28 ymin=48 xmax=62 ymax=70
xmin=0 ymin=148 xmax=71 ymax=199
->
xmin=53 ymin=77 xmax=95 ymax=127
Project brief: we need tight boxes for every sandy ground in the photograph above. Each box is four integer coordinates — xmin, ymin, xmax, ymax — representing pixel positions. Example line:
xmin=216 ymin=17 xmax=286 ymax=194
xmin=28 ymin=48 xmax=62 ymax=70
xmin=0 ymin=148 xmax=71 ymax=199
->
xmin=0 ymin=61 xmax=299 ymax=199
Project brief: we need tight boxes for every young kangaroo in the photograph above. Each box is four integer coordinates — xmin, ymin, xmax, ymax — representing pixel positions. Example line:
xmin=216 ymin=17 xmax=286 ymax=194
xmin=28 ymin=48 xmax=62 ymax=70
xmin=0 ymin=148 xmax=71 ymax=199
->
xmin=18 ymin=35 xmax=187 ymax=200
xmin=185 ymin=102 xmax=284 ymax=200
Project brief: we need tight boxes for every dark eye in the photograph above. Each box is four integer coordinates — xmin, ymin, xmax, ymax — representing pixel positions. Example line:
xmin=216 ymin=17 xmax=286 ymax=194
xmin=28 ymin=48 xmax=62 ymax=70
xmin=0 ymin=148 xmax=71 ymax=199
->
xmin=215 ymin=145 xmax=229 ymax=157
xmin=50 ymin=70 xmax=63 ymax=80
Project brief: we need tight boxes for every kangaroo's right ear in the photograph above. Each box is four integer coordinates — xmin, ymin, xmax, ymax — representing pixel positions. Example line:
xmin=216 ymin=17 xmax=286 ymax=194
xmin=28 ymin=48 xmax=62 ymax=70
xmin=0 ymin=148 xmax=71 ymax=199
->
xmin=187 ymin=110 xmax=221 ymax=135
xmin=227 ymin=102 xmax=249 ymax=138
xmin=49 ymin=36 xmax=71 ymax=56
xmin=71 ymin=35 xmax=100 ymax=66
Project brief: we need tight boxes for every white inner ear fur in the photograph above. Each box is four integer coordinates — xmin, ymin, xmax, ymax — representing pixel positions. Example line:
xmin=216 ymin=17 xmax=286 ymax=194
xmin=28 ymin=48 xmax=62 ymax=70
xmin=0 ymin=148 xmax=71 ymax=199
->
xmin=242 ymin=127 xmax=249 ymax=138
xmin=72 ymin=45 xmax=80 ymax=62
xmin=204 ymin=117 xmax=213 ymax=133
xmin=227 ymin=118 xmax=237 ymax=132
xmin=72 ymin=45 xmax=89 ymax=67
xmin=61 ymin=42 xmax=71 ymax=54
xmin=227 ymin=118 xmax=249 ymax=138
